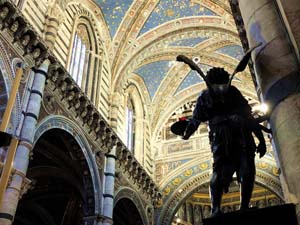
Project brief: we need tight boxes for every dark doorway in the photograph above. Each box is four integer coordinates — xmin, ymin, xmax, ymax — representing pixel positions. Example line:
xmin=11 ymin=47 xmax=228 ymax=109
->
xmin=113 ymin=198 xmax=144 ymax=225
xmin=13 ymin=129 xmax=95 ymax=225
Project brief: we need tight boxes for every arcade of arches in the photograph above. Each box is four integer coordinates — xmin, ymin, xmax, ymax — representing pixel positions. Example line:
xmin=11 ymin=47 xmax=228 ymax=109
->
xmin=0 ymin=0 xmax=299 ymax=225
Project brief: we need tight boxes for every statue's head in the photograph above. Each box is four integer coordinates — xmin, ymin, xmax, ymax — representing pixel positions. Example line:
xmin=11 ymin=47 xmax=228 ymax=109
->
xmin=206 ymin=67 xmax=229 ymax=85
xmin=206 ymin=67 xmax=230 ymax=99
xmin=176 ymin=43 xmax=262 ymax=94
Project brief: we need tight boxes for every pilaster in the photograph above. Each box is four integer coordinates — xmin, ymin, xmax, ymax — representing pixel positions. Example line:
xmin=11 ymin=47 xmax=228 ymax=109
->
xmin=44 ymin=3 xmax=65 ymax=50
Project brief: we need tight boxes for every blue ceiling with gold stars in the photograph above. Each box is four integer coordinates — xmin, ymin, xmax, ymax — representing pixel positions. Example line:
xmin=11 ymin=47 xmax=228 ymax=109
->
xmin=139 ymin=0 xmax=217 ymax=36
xmin=176 ymin=64 xmax=212 ymax=94
xmin=169 ymin=37 xmax=208 ymax=47
xmin=176 ymin=70 xmax=202 ymax=93
xmin=135 ymin=61 xmax=215 ymax=99
xmin=215 ymin=45 xmax=244 ymax=60
xmin=94 ymin=1 xmax=245 ymax=101
xmin=135 ymin=61 xmax=172 ymax=99
xmin=96 ymin=0 xmax=133 ymax=38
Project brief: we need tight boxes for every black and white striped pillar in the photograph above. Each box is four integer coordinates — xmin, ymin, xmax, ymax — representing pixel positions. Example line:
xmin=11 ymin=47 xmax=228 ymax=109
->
xmin=0 ymin=59 xmax=50 ymax=225
xmin=101 ymin=145 xmax=117 ymax=225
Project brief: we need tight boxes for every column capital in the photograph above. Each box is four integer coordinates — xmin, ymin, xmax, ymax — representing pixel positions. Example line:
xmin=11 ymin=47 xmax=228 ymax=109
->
xmin=111 ymin=91 xmax=122 ymax=103
xmin=40 ymin=59 xmax=51 ymax=68
xmin=47 ymin=3 xmax=65 ymax=25
xmin=19 ymin=177 xmax=32 ymax=198
xmin=96 ymin=215 xmax=113 ymax=224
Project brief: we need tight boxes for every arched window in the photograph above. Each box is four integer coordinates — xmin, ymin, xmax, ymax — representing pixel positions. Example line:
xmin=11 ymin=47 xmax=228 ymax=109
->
xmin=126 ymin=97 xmax=135 ymax=152
xmin=124 ymin=84 xmax=145 ymax=164
xmin=69 ymin=24 xmax=90 ymax=87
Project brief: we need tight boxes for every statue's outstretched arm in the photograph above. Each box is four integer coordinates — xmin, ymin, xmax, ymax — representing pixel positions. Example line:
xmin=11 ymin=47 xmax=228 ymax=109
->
xmin=252 ymin=121 xmax=267 ymax=158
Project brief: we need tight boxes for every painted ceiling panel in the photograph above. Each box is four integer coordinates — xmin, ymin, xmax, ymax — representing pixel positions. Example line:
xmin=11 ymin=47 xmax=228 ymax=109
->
xmin=215 ymin=45 xmax=244 ymax=60
xmin=135 ymin=61 xmax=172 ymax=99
xmin=169 ymin=37 xmax=209 ymax=47
xmin=176 ymin=64 xmax=211 ymax=94
xmin=96 ymin=0 xmax=133 ymax=39
xmin=139 ymin=0 xmax=217 ymax=36
xmin=176 ymin=70 xmax=203 ymax=93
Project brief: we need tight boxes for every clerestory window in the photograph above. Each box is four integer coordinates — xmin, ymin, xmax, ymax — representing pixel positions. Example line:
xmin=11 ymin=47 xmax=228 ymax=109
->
xmin=69 ymin=24 xmax=90 ymax=87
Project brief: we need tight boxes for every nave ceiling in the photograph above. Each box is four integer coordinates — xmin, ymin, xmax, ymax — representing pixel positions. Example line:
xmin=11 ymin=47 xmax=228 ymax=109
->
xmin=91 ymin=0 xmax=255 ymax=137
xmin=86 ymin=2 xmax=280 ymax=220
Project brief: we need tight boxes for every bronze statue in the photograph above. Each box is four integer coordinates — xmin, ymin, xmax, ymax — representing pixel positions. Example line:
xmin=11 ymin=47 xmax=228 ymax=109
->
xmin=171 ymin=44 xmax=267 ymax=217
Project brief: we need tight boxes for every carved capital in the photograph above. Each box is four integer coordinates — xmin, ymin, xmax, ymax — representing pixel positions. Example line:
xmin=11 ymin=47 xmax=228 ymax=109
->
xmin=46 ymin=3 xmax=65 ymax=25
xmin=19 ymin=177 xmax=33 ymax=199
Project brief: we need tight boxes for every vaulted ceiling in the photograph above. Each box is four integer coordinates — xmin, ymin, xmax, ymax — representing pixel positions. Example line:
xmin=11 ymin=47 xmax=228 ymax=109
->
xmin=94 ymin=0 xmax=255 ymax=133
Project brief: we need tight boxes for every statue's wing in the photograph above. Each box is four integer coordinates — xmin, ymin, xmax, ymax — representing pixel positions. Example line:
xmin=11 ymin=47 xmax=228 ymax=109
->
xmin=229 ymin=43 xmax=262 ymax=85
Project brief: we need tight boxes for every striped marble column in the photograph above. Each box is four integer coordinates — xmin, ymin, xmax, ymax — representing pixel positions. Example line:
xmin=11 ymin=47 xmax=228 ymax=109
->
xmin=238 ymin=0 xmax=300 ymax=207
xmin=275 ymin=0 xmax=300 ymax=59
xmin=100 ymin=145 xmax=117 ymax=225
xmin=0 ymin=59 xmax=50 ymax=225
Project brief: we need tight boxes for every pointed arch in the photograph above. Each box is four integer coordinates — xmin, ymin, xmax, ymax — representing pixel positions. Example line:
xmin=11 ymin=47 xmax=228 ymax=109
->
xmin=156 ymin=157 xmax=283 ymax=225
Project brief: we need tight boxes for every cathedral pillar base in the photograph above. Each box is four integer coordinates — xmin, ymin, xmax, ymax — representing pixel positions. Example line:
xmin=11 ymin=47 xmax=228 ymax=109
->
xmin=270 ymin=93 xmax=300 ymax=203
xmin=203 ymin=204 xmax=298 ymax=225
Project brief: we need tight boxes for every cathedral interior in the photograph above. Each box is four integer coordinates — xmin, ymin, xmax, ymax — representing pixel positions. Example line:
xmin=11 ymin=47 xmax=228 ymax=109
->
xmin=0 ymin=0 xmax=299 ymax=225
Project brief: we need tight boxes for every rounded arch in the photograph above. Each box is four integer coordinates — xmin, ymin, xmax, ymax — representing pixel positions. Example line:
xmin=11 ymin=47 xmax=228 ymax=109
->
xmin=114 ymin=187 xmax=150 ymax=225
xmin=62 ymin=2 xmax=111 ymax=112
xmin=34 ymin=115 xmax=102 ymax=215
xmin=136 ymin=17 xmax=238 ymax=48
xmin=67 ymin=15 xmax=98 ymax=68
xmin=155 ymin=156 xmax=283 ymax=225
xmin=66 ymin=14 xmax=97 ymax=90
xmin=65 ymin=0 xmax=112 ymax=49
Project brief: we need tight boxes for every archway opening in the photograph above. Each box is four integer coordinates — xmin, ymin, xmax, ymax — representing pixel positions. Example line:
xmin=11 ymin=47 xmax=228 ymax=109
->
xmin=14 ymin=129 xmax=95 ymax=225
xmin=171 ymin=181 xmax=284 ymax=225
xmin=113 ymin=198 xmax=144 ymax=225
